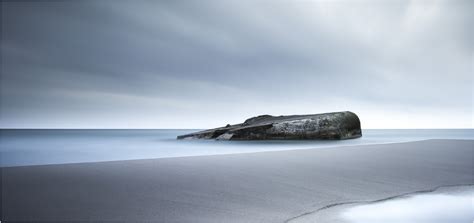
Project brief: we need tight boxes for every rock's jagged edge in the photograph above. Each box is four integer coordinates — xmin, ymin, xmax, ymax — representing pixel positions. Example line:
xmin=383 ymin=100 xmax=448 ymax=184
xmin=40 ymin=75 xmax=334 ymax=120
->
xmin=177 ymin=111 xmax=362 ymax=140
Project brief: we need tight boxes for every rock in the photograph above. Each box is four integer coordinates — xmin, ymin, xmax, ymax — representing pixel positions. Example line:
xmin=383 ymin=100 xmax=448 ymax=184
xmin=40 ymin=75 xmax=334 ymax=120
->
xmin=177 ymin=111 xmax=362 ymax=140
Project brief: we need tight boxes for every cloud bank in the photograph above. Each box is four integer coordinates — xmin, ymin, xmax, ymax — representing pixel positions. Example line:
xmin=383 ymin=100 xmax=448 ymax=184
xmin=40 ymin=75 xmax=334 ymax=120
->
xmin=1 ymin=0 xmax=472 ymax=128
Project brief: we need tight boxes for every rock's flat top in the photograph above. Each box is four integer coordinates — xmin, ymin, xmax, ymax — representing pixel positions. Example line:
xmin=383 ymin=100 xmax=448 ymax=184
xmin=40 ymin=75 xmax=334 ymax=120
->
xmin=177 ymin=111 xmax=362 ymax=140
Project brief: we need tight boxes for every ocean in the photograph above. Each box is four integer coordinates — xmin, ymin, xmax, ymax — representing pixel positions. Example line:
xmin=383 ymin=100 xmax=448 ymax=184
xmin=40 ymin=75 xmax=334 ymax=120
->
xmin=1 ymin=129 xmax=473 ymax=167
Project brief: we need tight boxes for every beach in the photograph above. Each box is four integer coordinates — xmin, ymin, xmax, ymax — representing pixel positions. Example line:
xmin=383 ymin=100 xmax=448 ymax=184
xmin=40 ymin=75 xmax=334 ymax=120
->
xmin=2 ymin=139 xmax=473 ymax=222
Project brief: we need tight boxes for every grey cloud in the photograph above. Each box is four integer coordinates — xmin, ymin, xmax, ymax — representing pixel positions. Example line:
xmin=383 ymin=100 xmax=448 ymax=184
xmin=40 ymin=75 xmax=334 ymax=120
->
xmin=1 ymin=0 xmax=472 ymax=128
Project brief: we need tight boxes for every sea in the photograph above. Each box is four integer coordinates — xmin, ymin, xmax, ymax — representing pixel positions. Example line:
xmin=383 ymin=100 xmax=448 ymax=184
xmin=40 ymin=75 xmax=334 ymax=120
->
xmin=1 ymin=129 xmax=473 ymax=167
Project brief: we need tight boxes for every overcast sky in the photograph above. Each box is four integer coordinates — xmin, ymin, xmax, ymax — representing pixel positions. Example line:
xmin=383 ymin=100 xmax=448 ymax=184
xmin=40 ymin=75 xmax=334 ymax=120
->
xmin=1 ymin=0 xmax=472 ymax=129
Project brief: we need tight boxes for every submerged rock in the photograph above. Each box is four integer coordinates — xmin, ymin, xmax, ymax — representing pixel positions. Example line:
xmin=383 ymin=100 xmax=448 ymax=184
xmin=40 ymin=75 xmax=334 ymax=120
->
xmin=177 ymin=111 xmax=362 ymax=140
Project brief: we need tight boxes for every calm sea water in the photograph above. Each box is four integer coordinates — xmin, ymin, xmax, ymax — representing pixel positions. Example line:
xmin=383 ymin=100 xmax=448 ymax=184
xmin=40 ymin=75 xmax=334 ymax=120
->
xmin=1 ymin=129 xmax=473 ymax=167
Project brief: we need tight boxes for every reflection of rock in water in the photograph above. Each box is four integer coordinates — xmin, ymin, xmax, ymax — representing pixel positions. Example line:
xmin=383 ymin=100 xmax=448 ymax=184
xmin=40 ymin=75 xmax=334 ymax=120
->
xmin=177 ymin=111 xmax=362 ymax=140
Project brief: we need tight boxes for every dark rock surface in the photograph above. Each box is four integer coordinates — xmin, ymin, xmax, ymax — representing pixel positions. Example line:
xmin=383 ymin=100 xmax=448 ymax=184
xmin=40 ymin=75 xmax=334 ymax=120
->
xmin=177 ymin=111 xmax=362 ymax=140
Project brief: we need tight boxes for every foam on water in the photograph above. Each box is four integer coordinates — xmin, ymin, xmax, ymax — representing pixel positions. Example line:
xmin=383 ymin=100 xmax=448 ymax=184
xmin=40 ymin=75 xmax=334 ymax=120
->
xmin=341 ymin=186 xmax=474 ymax=223
xmin=287 ymin=185 xmax=474 ymax=223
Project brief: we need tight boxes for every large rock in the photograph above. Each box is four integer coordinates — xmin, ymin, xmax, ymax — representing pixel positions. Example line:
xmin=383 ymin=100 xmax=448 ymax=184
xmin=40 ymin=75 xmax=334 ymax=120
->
xmin=177 ymin=111 xmax=362 ymax=140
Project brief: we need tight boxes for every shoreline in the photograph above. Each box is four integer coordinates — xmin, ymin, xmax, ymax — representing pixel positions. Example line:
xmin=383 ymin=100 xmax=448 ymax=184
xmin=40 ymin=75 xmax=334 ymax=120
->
xmin=1 ymin=139 xmax=422 ymax=168
xmin=2 ymin=129 xmax=473 ymax=167
xmin=3 ymin=138 xmax=471 ymax=168
xmin=286 ymin=184 xmax=474 ymax=222
xmin=2 ymin=139 xmax=474 ymax=222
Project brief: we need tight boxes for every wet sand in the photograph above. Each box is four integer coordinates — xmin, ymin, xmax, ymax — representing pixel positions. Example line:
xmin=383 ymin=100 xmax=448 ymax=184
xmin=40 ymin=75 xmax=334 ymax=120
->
xmin=1 ymin=139 xmax=473 ymax=222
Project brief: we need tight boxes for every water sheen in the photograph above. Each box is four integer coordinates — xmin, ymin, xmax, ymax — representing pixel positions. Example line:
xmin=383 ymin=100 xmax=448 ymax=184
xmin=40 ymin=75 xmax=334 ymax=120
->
xmin=342 ymin=186 xmax=474 ymax=223
xmin=1 ymin=129 xmax=473 ymax=167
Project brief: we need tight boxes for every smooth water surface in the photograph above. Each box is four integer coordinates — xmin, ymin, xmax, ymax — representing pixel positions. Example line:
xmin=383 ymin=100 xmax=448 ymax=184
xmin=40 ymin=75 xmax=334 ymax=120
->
xmin=342 ymin=186 xmax=474 ymax=223
xmin=1 ymin=129 xmax=473 ymax=167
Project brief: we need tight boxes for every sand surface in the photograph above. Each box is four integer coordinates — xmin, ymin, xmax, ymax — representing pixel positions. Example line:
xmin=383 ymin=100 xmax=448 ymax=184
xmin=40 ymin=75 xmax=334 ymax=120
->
xmin=1 ymin=139 xmax=473 ymax=222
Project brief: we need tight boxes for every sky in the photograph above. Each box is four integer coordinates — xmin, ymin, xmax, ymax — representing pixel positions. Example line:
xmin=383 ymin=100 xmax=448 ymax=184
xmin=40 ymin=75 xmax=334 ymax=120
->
xmin=1 ymin=0 xmax=473 ymax=129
